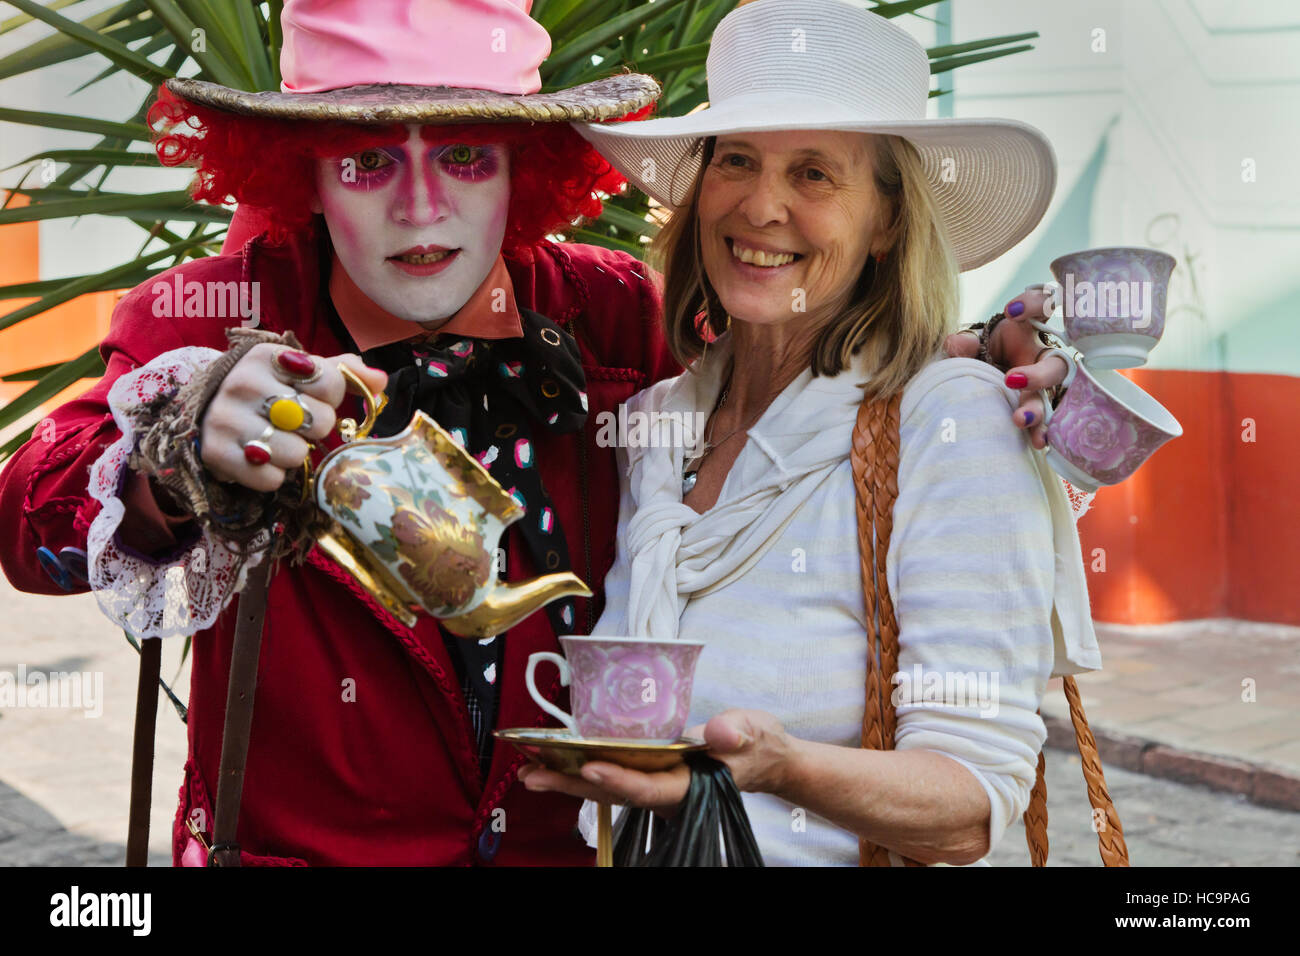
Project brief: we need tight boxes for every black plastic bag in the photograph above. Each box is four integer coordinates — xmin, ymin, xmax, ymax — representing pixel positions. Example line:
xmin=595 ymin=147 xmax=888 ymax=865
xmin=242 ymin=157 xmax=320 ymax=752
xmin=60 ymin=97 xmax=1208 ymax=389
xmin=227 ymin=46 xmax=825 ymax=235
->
xmin=610 ymin=752 xmax=765 ymax=866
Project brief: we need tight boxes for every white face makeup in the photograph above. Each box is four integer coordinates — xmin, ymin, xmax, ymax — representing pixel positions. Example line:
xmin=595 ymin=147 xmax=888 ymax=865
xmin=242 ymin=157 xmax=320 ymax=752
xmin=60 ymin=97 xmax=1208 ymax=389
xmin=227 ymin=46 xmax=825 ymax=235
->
xmin=313 ymin=124 xmax=510 ymax=325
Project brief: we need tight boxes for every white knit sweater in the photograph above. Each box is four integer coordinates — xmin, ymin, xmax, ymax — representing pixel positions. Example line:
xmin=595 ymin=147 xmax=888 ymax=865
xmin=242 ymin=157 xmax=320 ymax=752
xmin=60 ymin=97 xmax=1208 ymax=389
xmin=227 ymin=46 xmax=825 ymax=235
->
xmin=579 ymin=337 xmax=1100 ymax=866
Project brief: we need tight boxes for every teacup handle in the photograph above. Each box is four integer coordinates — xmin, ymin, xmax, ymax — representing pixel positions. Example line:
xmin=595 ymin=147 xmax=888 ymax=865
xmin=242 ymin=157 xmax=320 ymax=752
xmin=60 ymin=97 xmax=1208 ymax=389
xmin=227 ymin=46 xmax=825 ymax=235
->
xmin=1022 ymin=283 xmax=1069 ymax=344
xmin=297 ymin=363 xmax=389 ymax=504
xmin=525 ymin=652 xmax=577 ymax=734
xmin=1034 ymin=347 xmax=1078 ymax=443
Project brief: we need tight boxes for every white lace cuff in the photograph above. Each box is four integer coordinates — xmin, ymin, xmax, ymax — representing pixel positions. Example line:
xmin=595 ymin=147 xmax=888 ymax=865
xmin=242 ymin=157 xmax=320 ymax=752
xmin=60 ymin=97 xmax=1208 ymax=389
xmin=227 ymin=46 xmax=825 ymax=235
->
xmin=87 ymin=346 xmax=270 ymax=639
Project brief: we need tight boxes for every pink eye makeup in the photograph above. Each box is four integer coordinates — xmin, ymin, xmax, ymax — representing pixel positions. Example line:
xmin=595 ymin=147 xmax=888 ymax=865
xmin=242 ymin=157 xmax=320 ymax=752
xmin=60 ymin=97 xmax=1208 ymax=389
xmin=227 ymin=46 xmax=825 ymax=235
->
xmin=334 ymin=143 xmax=502 ymax=189
xmin=434 ymin=144 xmax=501 ymax=181
xmin=339 ymin=147 xmax=400 ymax=188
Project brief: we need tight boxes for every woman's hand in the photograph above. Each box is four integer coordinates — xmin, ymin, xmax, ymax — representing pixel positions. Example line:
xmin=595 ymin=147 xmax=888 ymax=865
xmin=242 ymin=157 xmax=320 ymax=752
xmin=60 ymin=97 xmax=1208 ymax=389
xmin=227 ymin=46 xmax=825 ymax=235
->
xmin=944 ymin=287 xmax=1068 ymax=450
xmin=517 ymin=709 xmax=795 ymax=815
xmin=199 ymin=345 xmax=387 ymax=492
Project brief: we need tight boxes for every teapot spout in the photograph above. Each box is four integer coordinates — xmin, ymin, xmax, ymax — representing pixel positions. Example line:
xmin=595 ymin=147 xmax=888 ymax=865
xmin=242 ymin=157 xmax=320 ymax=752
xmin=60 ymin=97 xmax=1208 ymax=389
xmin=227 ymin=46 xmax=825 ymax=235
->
xmin=441 ymin=573 xmax=592 ymax=639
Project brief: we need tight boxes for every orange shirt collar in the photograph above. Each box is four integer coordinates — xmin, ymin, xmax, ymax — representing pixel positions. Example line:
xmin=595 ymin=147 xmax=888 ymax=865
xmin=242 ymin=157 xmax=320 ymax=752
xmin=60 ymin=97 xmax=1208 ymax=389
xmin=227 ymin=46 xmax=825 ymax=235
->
xmin=329 ymin=252 xmax=522 ymax=351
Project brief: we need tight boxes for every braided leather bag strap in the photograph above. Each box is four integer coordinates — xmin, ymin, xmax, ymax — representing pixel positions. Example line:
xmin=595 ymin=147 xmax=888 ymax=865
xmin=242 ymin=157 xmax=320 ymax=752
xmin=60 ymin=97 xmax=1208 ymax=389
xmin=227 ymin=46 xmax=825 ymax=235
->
xmin=850 ymin=392 xmax=1130 ymax=867
xmin=850 ymin=392 xmax=924 ymax=867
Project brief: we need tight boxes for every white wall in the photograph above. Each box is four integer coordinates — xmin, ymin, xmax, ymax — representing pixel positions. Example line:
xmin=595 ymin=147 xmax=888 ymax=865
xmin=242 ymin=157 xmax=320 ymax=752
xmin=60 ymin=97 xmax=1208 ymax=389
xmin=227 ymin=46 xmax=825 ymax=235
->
xmin=948 ymin=0 xmax=1300 ymax=375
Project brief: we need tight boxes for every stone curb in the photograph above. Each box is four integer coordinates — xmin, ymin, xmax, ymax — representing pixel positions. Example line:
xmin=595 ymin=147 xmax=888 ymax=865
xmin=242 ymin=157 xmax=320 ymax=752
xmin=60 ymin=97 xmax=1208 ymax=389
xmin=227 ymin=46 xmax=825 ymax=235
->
xmin=1043 ymin=716 xmax=1300 ymax=814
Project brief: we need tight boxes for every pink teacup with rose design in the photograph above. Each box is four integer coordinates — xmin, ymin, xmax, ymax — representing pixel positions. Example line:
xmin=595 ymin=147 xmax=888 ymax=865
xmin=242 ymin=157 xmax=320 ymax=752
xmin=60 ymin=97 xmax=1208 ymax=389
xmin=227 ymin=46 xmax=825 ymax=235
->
xmin=1041 ymin=364 xmax=1182 ymax=492
xmin=525 ymin=636 xmax=705 ymax=744
xmin=1043 ymin=247 xmax=1177 ymax=369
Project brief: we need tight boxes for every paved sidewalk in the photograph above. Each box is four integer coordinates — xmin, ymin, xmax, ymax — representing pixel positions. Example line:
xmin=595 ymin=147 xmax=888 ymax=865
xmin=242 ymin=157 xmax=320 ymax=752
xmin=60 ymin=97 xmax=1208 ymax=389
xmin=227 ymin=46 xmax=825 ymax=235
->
xmin=1 ymin=571 xmax=1297 ymax=866
xmin=0 ymin=575 xmax=189 ymax=865
xmin=1041 ymin=620 xmax=1300 ymax=811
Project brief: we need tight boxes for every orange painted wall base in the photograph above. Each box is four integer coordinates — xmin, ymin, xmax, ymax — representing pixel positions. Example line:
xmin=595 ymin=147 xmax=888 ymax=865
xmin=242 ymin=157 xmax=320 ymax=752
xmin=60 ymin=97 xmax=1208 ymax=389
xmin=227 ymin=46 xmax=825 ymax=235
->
xmin=1078 ymin=369 xmax=1299 ymax=626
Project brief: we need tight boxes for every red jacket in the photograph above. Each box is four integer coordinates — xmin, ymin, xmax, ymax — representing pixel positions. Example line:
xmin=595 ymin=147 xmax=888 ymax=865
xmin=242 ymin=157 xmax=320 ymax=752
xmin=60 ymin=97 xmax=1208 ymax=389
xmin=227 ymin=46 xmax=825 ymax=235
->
xmin=0 ymin=228 xmax=681 ymax=865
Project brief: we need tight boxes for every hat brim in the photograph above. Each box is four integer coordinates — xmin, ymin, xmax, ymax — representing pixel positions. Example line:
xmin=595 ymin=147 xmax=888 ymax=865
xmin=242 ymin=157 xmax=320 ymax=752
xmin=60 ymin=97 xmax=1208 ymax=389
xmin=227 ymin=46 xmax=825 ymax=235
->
xmin=575 ymin=92 xmax=1056 ymax=272
xmin=165 ymin=73 xmax=659 ymax=124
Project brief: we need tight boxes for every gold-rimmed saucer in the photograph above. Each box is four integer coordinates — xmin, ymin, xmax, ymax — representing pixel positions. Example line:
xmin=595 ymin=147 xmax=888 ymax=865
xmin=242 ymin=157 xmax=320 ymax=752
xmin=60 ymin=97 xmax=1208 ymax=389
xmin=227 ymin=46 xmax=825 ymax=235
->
xmin=495 ymin=728 xmax=706 ymax=775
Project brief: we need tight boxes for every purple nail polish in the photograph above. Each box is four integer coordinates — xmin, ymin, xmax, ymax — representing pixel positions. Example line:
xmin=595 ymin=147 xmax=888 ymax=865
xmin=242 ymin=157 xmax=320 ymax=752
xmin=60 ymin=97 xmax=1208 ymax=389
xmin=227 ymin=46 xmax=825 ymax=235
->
xmin=1007 ymin=301 xmax=1025 ymax=317
xmin=1023 ymin=410 xmax=1035 ymax=425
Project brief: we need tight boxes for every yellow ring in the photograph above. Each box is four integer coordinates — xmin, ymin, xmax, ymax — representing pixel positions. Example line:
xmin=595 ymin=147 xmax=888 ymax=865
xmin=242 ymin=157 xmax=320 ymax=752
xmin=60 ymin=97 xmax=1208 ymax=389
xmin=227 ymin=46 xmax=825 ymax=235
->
xmin=268 ymin=397 xmax=305 ymax=432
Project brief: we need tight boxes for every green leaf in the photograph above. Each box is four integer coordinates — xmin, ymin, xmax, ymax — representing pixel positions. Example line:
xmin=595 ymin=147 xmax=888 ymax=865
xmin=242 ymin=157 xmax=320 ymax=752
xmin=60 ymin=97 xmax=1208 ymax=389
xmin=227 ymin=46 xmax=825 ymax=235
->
xmin=0 ymin=106 xmax=153 ymax=141
xmin=0 ymin=0 xmax=83 ymax=36
xmin=266 ymin=0 xmax=283 ymax=86
xmin=929 ymin=45 xmax=1034 ymax=75
xmin=3 ymin=147 xmax=158 ymax=171
xmin=0 ymin=362 xmax=65 ymax=381
xmin=565 ymin=227 xmax=647 ymax=260
xmin=594 ymin=201 xmax=658 ymax=238
xmin=0 ymin=190 xmax=228 ymax=225
xmin=0 ymin=230 xmax=225 ymax=334
xmin=546 ymin=0 xmax=685 ymax=74
xmin=0 ymin=425 xmax=39 ymax=462
xmin=230 ymin=0 xmax=274 ymax=89
xmin=0 ymin=2 xmax=151 ymax=81
xmin=71 ymin=27 xmax=174 ymax=94
xmin=0 ymin=265 xmax=169 ymax=301
xmin=927 ymin=32 xmax=1038 ymax=60
xmin=3 ymin=0 xmax=173 ymax=85
xmin=867 ymin=0 xmax=946 ymax=18
xmin=622 ymin=41 xmax=709 ymax=77
xmin=139 ymin=0 xmax=248 ymax=89
xmin=0 ymin=346 xmax=105 ymax=435
xmin=670 ymin=0 xmax=699 ymax=48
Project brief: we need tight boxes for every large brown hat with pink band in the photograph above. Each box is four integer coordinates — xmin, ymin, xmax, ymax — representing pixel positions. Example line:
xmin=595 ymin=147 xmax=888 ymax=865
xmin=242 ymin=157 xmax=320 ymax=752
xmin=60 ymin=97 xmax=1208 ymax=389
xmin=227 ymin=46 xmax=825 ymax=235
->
xmin=166 ymin=0 xmax=659 ymax=124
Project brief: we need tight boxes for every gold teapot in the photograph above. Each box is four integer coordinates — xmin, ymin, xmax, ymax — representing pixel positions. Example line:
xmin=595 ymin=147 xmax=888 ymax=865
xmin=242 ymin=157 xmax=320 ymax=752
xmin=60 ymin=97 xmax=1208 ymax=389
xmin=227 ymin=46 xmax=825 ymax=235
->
xmin=301 ymin=366 xmax=590 ymax=638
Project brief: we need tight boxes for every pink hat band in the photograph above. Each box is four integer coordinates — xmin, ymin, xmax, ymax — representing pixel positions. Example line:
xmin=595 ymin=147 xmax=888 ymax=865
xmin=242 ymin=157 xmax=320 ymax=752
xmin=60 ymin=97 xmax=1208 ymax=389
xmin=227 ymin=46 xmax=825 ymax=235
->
xmin=280 ymin=0 xmax=552 ymax=96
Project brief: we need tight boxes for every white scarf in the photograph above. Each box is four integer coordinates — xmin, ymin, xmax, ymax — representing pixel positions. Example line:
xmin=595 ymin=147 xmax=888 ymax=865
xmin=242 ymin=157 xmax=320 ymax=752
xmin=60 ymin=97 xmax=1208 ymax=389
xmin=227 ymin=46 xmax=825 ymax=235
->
xmin=596 ymin=332 xmax=1101 ymax=677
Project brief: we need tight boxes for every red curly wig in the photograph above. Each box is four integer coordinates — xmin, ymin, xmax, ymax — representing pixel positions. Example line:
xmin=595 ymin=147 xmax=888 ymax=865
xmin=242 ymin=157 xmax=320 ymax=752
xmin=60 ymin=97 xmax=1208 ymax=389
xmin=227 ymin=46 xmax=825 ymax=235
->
xmin=149 ymin=85 xmax=651 ymax=252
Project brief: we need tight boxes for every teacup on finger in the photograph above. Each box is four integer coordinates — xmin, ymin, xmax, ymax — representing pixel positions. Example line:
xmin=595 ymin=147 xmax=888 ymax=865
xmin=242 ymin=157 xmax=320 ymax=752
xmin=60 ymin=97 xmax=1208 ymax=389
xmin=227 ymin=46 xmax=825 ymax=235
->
xmin=1040 ymin=365 xmax=1182 ymax=491
xmin=1048 ymin=247 xmax=1177 ymax=369
xmin=525 ymin=636 xmax=705 ymax=744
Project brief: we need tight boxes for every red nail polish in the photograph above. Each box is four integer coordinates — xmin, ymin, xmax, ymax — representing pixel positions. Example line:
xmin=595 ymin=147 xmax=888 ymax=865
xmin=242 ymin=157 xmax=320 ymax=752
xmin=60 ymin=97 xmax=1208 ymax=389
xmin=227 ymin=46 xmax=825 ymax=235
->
xmin=243 ymin=444 xmax=271 ymax=465
xmin=276 ymin=350 xmax=316 ymax=376
xmin=1005 ymin=372 xmax=1029 ymax=389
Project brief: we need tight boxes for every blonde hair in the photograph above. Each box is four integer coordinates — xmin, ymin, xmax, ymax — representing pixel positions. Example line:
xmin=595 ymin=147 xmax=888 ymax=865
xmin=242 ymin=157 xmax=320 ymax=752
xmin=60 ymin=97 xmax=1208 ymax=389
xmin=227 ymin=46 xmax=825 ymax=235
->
xmin=653 ymin=133 xmax=958 ymax=398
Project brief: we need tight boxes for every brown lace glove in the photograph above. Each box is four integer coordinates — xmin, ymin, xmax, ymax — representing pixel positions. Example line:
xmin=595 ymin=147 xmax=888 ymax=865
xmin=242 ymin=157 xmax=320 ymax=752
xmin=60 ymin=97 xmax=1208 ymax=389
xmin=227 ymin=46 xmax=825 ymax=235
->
xmin=126 ymin=327 xmax=333 ymax=567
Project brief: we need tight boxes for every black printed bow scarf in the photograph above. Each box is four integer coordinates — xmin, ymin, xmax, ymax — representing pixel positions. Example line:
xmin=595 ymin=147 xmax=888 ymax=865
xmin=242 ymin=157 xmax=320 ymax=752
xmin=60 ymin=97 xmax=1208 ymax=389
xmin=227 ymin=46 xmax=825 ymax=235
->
xmin=360 ymin=308 xmax=588 ymax=721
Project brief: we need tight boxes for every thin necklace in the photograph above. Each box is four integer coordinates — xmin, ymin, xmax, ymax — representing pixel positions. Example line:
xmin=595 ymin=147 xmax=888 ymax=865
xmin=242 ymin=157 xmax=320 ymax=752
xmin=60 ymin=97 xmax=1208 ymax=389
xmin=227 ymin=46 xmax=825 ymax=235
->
xmin=682 ymin=364 xmax=761 ymax=496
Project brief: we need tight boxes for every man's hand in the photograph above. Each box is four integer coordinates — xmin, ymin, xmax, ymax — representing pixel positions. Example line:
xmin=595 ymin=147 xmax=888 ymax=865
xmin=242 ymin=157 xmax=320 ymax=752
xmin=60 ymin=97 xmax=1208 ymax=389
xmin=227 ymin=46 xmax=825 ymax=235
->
xmin=944 ymin=287 xmax=1069 ymax=450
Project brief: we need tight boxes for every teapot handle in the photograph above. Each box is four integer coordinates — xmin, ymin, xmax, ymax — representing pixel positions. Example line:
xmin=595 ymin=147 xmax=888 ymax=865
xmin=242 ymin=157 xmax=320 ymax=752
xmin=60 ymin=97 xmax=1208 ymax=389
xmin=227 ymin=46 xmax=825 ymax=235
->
xmin=297 ymin=363 xmax=389 ymax=503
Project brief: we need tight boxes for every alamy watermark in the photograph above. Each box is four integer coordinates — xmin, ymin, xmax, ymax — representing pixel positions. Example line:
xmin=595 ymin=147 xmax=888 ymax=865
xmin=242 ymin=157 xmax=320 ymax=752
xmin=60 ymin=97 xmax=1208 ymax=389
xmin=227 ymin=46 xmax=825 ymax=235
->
xmin=594 ymin=404 xmax=709 ymax=454
xmin=891 ymin=665 xmax=1000 ymax=719
xmin=0 ymin=665 xmax=103 ymax=718
xmin=1041 ymin=274 xmax=1155 ymax=329
xmin=150 ymin=272 xmax=261 ymax=328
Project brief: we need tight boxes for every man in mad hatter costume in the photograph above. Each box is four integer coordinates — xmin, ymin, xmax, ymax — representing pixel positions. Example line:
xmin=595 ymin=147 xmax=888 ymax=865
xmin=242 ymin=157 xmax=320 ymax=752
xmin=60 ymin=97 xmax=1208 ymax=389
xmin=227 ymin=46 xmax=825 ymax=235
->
xmin=0 ymin=0 xmax=672 ymax=866
xmin=0 ymin=0 xmax=1075 ymax=866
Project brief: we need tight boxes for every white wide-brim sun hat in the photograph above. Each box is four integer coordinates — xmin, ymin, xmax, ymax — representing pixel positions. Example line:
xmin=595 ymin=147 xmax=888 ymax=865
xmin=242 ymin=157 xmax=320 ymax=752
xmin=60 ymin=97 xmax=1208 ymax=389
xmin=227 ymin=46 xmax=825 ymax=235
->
xmin=575 ymin=0 xmax=1056 ymax=272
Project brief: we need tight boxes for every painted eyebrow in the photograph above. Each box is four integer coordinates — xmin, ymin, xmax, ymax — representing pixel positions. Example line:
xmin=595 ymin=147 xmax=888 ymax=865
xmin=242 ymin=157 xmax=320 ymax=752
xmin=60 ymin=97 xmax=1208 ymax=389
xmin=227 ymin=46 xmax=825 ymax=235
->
xmin=714 ymin=140 xmax=848 ymax=175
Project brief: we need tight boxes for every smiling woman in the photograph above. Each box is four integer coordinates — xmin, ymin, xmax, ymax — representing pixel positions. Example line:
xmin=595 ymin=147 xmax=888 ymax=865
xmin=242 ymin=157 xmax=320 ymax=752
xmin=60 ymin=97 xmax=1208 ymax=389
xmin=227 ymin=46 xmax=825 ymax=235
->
xmin=519 ymin=0 xmax=1106 ymax=868
xmin=655 ymin=129 xmax=956 ymax=397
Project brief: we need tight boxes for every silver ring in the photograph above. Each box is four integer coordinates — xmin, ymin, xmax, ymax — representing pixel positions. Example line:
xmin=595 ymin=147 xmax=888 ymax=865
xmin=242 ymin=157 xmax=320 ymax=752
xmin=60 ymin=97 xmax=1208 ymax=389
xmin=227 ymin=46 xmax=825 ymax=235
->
xmin=258 ymin=392 xmax=314 ymax=433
